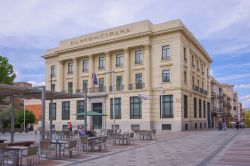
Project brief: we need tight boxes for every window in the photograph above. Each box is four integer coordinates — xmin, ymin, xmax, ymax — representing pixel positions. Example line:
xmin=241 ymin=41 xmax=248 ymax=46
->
xmin=116 ymin=54 xmax=123 ymax=67
xmin=195 ymin=123 xmax=197 ymax=129
xmin=184 ymin=95 xmax=188 ymax=118
xmin=68 ymin=82 xmax=73 ymax=94
xmin=135 ymin=50 xmax=143 ymax=64
xmin=51 ymin=66 xmax=55 ymax=77
xmin=185 ymin=124 xmax=188 ymax=130
xmin=110 ymin=98 xmax=121 ymax=119
xmin=83 ymin=60 xmax=88 ymax=72
xmin=184 ymin=71 xmax=187 ymax=83
xmin=162 ymin=45 xmax=170 ymax=60
xmin=202 ymin=63 xmax=204 ymax=74
xmin=62 ymin=101 xmax=70 ymax=120
xmin=162 ymin=70 xmax=170 ymax=82
xmin=192 ymin=76 xmax=195 ymax=86
xmin=99 ymin=57 xmax=105 ymax=69
xmin=49 ymin=103 xmax=56 ymax=120
xmin=197 ymin=59 xmax=200 ymax=71
xmin=68 ymin=63 xmax=73 ymax=74
xmin=162 ymin=124 xmax=171 ymax=130
xmin=112 ymin=125 xmax=119 ymax=130
xmin=197 ymin=79 xmax=200 ymax=88
xmin=199 ymin=99 xmax=202 ymax=118
xmin=99 ymin=78 xmax=105 ymax=92
xmin=135 ymin=73 xmax=143 ymax=89
xmin=203 ymin=100 xmax=206 ymax=118
xmin=77 ymin=100 xmax=85 ymax=120
xmin=116 ymin=76 xmax=123 ymax=91
xmin=192 ymin=55 xmax=195 ymax=67
xmin=200 ymin=123 xmax=202 ymax=129
xmin=183 ymin=47 xmax=187 ymax=62
xmin=160 ymin=95 xmax=173 ymax=118
xmin=51 ymin=84 xmax=55 ymax=91
xmin=83 ymin=80 xmax=88 ymax=92
xmin=194 ymin=98 xmax=197 ymax=118
xmin=130 ymin=97 xmax=142 ymax=119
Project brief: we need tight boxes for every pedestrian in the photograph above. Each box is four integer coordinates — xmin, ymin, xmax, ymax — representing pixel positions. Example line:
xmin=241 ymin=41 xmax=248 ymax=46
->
xmin=236 ymin=121 xmax=240 ymax=130
xmin=218 ymin=121 xmax=222 ymax=131
xmin=68 ymin=121 xmax=73 ymax=132
xmin=78 ymin=125 xmax=85 ymax=137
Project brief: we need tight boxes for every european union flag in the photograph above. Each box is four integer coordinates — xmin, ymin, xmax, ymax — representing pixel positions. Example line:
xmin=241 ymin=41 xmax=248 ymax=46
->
xmin=92 ymin=72 xmax=98 ymax=85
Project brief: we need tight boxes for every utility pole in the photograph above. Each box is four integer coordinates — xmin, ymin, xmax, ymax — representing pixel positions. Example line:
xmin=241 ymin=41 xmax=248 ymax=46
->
xmin=84 ymin=89 xmax=88 ymax=132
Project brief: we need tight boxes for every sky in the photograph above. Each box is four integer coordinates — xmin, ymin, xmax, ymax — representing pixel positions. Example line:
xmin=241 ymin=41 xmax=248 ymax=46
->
xmin=0 ymin=0 xmax=250 ymax=107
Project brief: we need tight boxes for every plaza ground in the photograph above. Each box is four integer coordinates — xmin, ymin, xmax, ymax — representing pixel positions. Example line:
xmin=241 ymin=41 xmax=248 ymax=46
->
xmin=0 ymin=128 xmax=249 ymax=166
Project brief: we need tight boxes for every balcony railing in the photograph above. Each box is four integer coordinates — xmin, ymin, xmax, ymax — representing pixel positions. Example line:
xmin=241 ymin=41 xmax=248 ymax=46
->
xmin=89 ymin=86 xmax=106 ymax=93
xmin=109 ymin=85 xmax=124 ymax=92
xmin=129 ymin=83 xmax=145 ymax=90
xmin=192 ymin=85 xmax=207 ymax=95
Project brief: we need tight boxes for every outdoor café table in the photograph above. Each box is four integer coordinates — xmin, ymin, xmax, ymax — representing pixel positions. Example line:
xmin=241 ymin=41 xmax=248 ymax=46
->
xmin=1 ymin=146 xmax=28 ymax=166
xmin=8 ymin=141 xmax=35 ymax=147
xmin=50 ymin=140 xmax=68 ymax=159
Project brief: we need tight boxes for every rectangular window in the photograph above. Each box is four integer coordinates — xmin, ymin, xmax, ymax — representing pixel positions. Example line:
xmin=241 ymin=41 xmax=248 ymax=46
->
xmin=199 ymin=99 xmax=202 ymax=118
xmin=202 ymin=63 xmax=204 ymax=74
xmin=160 ymin=95 xmax=173 ymax=118
xmin=203 ymin=100 xmax=206 ymax=118
xmin=162 ymin=124 xmax=171 ymax=130
xmin=68 ymin=82 xmax=73 ymax=94
xmin=77 ymin=100 xmax=85 ymax=120
xmin=116 ymin=76 xmax=123 ymax=91
xmin=130 ymin=97 xmax=142 ymax=119
xmin=162 ymin=45 xmax=170 ymax=60
xmin=83 ymin=60 xmax=88 ymax=72
xmin=110 ymin=98 xmax=121 ymax=119
xmin=99 ymin=57 xmax=105 ymax=69
xmin=135 ymin=73 xmax=143 ymax=89
xmin=135 ymin=50 xmax=143 ymax=64
xmin=131 ymin=124 xmax=140 ymax=131
xmin=99 ymin=78 xmax=105 ymax=92
xmin=49 ymin=103 xmax=56 ymax=120
xmin=183 ymin=47 xmax=187 ymax=62
xmin=184 ymin=95 xmax=188 ymax=118
xmin=116 ymin=54 xmax=124 ymax=67
xmin=194 ymin=98 xmax=197 ymax=118
xmin=197 ymin=59 xmax=200 ymax=71
xmin=68 ymin=63 xmax=73 ymax=74
xmin=192 ymin=55 xmax=195 ymax=67
xmin=162 ymin=70 xmax=170 ymax=82
xmin=62 ymin=101 xmax=70 ymax=120
xmin=83 ymin=80 xmax=88 ymax=92
xmin=51 ymin=66 xmax=55 ymax=77
xmin=184 ymin=71 xmax=187 ymax=83
xmin=192 ymin=76 xmax=194 ymax=86
xmin=51 ymin=84 xmax=55 ymax=92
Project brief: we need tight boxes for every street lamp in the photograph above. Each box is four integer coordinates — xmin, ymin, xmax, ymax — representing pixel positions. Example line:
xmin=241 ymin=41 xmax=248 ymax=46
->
xmin=23 ymin=99 xmax=26 ymax=131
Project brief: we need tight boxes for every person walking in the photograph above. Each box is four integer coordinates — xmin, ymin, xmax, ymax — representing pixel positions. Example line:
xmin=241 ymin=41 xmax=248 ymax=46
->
xmin=222 ymin=121 xmax=226 ymax=131
xmin=68 ymin=121 xmax=73 ymax=132
xmin=236 ymin=121 xmax=240 ymax=130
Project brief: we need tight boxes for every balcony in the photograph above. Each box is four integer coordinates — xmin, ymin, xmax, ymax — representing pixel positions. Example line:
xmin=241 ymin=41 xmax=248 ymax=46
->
xmin=109 ymin=85 xmax=124 ymax=92
xmin=192 ymin=85 xmax=207 ymax=95
xmin=129 ymin=83 xmax=145 ymax=90
xmin=89 ymin=86 xmax=106 ymax=93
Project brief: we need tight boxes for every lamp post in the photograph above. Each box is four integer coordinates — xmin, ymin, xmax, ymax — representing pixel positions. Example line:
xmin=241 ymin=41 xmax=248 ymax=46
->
xmin=156 ymin=87 xmax=164 ymax=131
xmin=49 ymin=66 xmax=53 ymax=140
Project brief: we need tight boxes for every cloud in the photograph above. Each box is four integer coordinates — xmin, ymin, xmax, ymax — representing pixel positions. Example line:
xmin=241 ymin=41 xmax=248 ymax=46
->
xmin=235 ymin=84 xmax=250 ymax=89
xmin=239 ymin=95 xmax=250 ymax=108
xmin=216 ymin=74 xmax=250 ymax=82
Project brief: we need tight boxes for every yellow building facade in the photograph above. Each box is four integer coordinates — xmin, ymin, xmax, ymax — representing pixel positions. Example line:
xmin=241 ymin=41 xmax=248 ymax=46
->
xmin=43 ymin=20 xmax=212 ymax=131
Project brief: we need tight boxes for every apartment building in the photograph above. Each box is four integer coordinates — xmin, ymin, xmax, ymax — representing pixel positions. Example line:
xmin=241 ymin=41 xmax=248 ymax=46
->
xmin=210 ymin=77 xmax=240 ymax=127
xmin=43 ymin=20 xmax=212 ymax=131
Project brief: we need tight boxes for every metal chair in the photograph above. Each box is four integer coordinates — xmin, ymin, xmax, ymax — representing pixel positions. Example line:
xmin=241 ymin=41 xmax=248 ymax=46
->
xmin=21 ymin=146 xmax=39 ymax=166
xmin=80 ymin=136 xmax=89 ymax=152
xmin=63 ymin=140 xmax=79 ymax=158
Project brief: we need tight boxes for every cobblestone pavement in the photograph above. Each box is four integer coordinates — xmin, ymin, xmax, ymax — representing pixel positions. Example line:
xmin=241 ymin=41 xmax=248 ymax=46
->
xmin=1 ymin=129 xmax=248 ymax=166
xmin=66 ymin=129 xmax=244 ymax=166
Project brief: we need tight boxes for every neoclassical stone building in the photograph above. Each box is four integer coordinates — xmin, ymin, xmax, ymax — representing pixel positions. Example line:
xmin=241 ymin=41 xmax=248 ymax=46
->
xmin=43 ymin=20 xmax=212 ymax=131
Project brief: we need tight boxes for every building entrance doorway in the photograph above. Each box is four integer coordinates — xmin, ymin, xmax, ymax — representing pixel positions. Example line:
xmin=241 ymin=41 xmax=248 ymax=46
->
xmin=92 ymin=103 xmax=102 ymax=129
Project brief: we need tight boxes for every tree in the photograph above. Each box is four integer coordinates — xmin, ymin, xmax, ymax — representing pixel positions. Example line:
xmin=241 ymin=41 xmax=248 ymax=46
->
xmin=0 ymin=55 xmax=16 ymax=128
xmin=245 ymin=111 xmax=250 ymax=128
xmin=0 ymin=55 xmax=16 ymax=84
xmin=1 ymin=108 xmax=36 ymax=129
